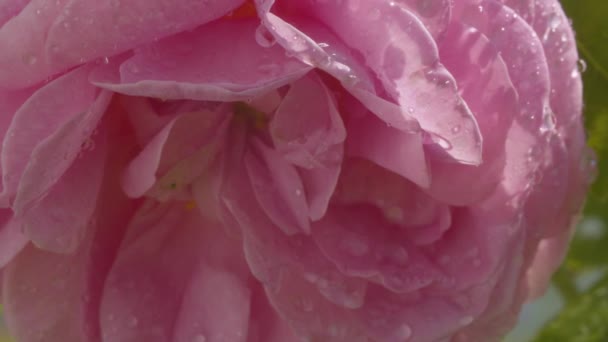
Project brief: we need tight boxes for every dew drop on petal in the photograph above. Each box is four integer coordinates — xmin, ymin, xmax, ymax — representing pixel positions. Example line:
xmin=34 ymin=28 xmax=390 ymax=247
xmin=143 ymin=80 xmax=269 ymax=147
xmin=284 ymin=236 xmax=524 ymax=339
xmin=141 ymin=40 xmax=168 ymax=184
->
xmin=255 ymin=24 xmax=277 ymax=48
xmin=192 ymin=335 xmax=206 ymax=342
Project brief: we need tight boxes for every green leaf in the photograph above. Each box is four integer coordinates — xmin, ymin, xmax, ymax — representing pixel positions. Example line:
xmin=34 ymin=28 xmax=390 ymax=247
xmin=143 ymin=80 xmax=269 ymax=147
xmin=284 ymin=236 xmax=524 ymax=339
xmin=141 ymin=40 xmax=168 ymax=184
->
xmin=534 ymin=272 xmax=608 ymax=342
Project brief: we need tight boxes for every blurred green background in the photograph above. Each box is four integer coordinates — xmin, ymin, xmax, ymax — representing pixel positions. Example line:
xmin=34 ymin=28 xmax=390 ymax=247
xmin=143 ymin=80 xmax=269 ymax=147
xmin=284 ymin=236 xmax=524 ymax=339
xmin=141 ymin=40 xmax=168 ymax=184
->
xmin=1 ymin=0 xmax=607 ymax=341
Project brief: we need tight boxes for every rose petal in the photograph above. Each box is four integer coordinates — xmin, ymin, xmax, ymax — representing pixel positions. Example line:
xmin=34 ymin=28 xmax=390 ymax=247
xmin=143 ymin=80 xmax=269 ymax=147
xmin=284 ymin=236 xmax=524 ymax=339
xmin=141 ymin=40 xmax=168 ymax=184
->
xmin=91 ymin=19 xmax=311 ymax=102
xmin=428 ymin=22 xmax=518 ymax=204
xmin=245 ymin=139 xmax=310 ymax=235
xmin=270 ymin=73 xmax=345 ymax=220
xmin=1 ymin=66 xmax=105 ymax=206
xmin=122 ymin=102 xmax=230 ymax=198
xmin=256 ymin=0 xmax=483 ymax=164
xmin=100 ymin=203 xmax=252 ymax=342
xmin=0 ymin=0 xmax=246 ymax=87
xmin=0 ymin=212 xmax=28 ymax=268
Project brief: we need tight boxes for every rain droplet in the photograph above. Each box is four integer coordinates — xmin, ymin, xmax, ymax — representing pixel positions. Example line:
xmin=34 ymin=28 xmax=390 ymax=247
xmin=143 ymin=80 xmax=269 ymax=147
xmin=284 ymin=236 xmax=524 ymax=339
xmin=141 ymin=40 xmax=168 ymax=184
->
xmin=128 ymin=316 xmax=139 ymax=327
xmin=451 ymin=125 xmax=461 ymax=134
xmin=460 ymin=316 xmax=474 ymax=326
xmin=23 ymin=54 xmax=38 ymax=65
xmin=255 ymin=25 xmax=276 ymax=48
xmin=102 ymin=57 xmax=110 ymax=64
xmin=577 ymin=59 xmax=587 ymax=73
xmin=295 ymin=188 xmax=303 ymax=197
xmin=192 ymin=335 xmax=207 ymax=342
xmin=396 ymin=324 xmax=412 ymax=339
xmin=407 ymin=107 xmax=415 ymax=114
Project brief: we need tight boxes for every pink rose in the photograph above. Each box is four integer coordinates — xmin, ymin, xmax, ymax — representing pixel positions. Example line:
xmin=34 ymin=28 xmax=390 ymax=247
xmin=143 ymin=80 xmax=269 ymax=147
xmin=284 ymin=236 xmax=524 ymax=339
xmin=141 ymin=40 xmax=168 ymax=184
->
xmin=0 ymin=0 xmax=591 ymax=341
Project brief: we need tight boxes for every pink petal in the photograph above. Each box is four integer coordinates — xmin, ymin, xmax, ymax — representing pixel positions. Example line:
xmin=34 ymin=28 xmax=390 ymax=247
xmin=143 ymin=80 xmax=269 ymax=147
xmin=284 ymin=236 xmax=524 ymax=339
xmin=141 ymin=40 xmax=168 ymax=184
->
xmin=245 ymin=139 xmax=310 ymax=235
xmin=395 ymin=0 xmax=452 ymax=38
xmin=0 ymin=0 xmax=29 ymax=30
xmin=346 ymin=113 xmax=430 ymax=188
xmin=91 ymin=19 xmax=311 ymax=102
xmin=18 ymin=132 xmax=107 ymax=253
xmin=0 ymin=0 xmax=246 ymax=87
xmin=0 ymin=88 xmax=34 ymax=206
xmin=1 ymin=66 xmax=105 ymax=206
xmin=270 ymin=73 xmax=345 ymax=220
xmin=312 ymin=205 xmax=446 ymax=293
xmin=454 ymin=1 xmax=551 ymax=133
xmin=256 ymin=0 xmax=483 ymax=164
xmin=13 ymin=88 xmax=111 ymax=214
xmin=0 ymin=212 xmax=28 ymax=268
xmin=222 ymin=157 xmax=367 ymax=309
xmin=1 ymin=114 xmax=142 ymax=342
xmin=427 ymin=22 xmax=518 ymax=204
xmin=122 ymin=108 xmax=229 ymax=199
xmin=532 ymin=0 xmax=583 ymax=129
xmin=100 ymin=203 xmax=252 ymax=342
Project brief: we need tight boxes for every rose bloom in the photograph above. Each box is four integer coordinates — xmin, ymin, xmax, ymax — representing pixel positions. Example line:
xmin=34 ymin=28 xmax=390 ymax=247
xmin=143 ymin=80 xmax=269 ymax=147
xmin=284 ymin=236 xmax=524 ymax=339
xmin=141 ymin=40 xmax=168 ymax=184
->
xmin=0 ymin=0 xmax=592 ymax=341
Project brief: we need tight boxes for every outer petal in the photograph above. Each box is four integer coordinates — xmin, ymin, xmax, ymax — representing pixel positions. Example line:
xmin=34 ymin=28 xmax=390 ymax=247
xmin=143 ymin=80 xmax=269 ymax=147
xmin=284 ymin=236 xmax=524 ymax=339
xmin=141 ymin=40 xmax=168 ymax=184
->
xmin=99 ymin=203 xmax=252 ymax=342
xmin=18 ymin=131 xmax=107 ymax=253
xmin=0 ymin=88 xmax=34 ymax=206
xmin=453 ymin=0 xmax=551 ymax=133
xmin=0 ymin=212 xmax=28 ymax=268
xmin=429 ymin=23 xmax=518 ymax=204
xmin=0 ymin=0 xmax=246 ymax=87
xmin=1 ymin=66 xmax=106 ymax=206
xmin=2 ymin=116 xmax=140 ymax=342
xmin=91 ymin=19 xmax=311 ymax=102
xmin=532 ymin=0 xmax=583 ymax=129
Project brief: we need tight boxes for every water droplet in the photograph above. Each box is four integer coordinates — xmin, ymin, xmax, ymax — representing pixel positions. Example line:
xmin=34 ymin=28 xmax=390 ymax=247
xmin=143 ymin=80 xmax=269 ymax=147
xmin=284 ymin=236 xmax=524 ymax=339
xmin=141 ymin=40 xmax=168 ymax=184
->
xmin=35 ymin=9 xmax=42 ymax=15
xmin=460 ymin=316 xmax=474 ymax=326
xmin=451 ymin=125 xmax=461 ymax=134
xmin=582 ymin=147 xmax=598 ymax=184
xmin=128 ymin=316 xmax=139 ymax=327
xmin=425 ymin=132 xmax=452 ymax=150
xmin=407 ymin=107 xmax=415 ymax=114
xmin=295 ymin=188 xmax=303 ymax=197
xmin=255 ymin=24 xmax=276 ymax=48
xmin=102 ymin=57 xmax=110 ymax=64
xmin=577 ymin=59 xmax=587 ymax=73
xmin=192 ymin=334 xmax=206 ymax=342
xmin=390 ymin=247 xmax=408 ymax=265
xmin=396 ymin=324 xmax=412 ymax=339
xmin=23 ymin=54 xmax=38 ymax=65
xmin=540 ymin=106 xmax=556 ymax=134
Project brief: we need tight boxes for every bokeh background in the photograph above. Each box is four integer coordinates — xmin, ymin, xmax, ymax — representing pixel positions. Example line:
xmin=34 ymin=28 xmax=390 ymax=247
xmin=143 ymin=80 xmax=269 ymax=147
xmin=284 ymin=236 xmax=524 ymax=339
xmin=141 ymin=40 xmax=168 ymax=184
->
xmin=1 ymin=0 xmax=607 ymax=341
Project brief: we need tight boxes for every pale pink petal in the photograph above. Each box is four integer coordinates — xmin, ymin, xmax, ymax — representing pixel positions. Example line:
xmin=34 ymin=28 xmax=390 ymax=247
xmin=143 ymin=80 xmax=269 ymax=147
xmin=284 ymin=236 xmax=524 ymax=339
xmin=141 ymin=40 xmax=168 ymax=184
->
xmin=0 ymin=0 xmax=246 ymax=87
xmin=0 ymin=0 xmax=29 ymax=32
xmin=256 ymin=0 xmax=483 ymax=164
xmin=532 ymin=0 xmax=583 ymax=129
xmin=13 ymin=89 xmax=111 ymax=215
xmin=91 ymin=19 xmax=311 ymax=102
xmin=346 ymin=113 xmax=430 ymax=188
xmin=100 ymin=203 xmax=252 ymax=342
xmin=454 ymin=1 xmax=551 ymax=133
xmin=18 ymin=132 xmax=107 ymax=253
xmin=246 ymin=139 xmax=310 ymax=235
xmin=0 ymin=212 xmax=28 ymax=268
xmin=0 ymin=88 xmax=34 ymax=206
xmin=270 ymin=73 xmax=345 ymax=220
xmin=1 ymin=66 xmax=105 ymax=206
xmin=395 ymin=0 xmax=452 ymax=38
xmin=123 ymin=108 xmax=229 ymax=199
xmin=427 ymin=23 xmax=518 ymax=204
xmin=3 ymin=243 xmax=95 ymax=342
